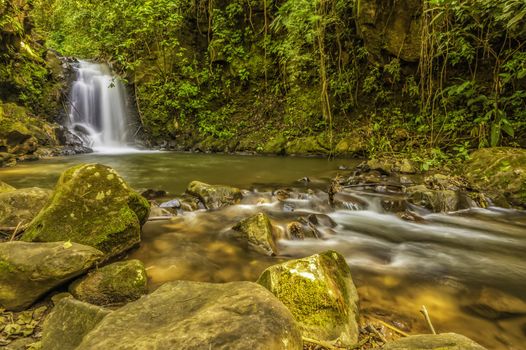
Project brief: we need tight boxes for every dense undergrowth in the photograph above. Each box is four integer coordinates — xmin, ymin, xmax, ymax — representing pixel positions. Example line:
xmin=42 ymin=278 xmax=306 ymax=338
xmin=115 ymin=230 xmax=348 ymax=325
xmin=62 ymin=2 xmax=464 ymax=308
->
xmin=2 ymin=0 xmax=526 ymax=165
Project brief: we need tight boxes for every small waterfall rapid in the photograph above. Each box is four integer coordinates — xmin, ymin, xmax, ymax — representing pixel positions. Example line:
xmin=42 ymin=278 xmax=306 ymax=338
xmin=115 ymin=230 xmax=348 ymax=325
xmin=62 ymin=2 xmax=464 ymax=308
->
xmin=68 ymin=61 xmax=133 ymax=151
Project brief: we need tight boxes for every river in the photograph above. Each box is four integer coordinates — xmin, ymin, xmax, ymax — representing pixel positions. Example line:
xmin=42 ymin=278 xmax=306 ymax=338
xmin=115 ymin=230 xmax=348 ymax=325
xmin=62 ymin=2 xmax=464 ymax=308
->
xmin=1 ymin=151 xmax=525 ymax=349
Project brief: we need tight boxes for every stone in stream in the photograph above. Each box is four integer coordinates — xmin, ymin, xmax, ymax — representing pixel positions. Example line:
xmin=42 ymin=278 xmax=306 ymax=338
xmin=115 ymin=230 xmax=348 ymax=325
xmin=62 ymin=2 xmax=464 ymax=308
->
xmin=464 ymin=287 xmax=526 ymax=320
xmin=69 ymin=259 xmax=148 ymax=306
xmin=21 ymin=164 xmax=150 ymax=259
xmin=75 ymin=280 xmax=303 ymax=350
xmin=257 ymin=250 xmax=360 ymax=346
xmin=287 ymin=220 xmax=320 ymax=240
xmin=232 ymin=212 xmax=278 ymax=256
xmin=373 ymin=333 xmax=487 ymax=350
xmin=186 ymin=180 xmax=242 ymax=209
xmin=464 ymin=147 xmax=526 ymax=207
xmin=0 ymin=241 xmax=103 ymax=311
xmin=406 ymin=185 xmax=459 ymax=213
xmin=0 ymin=181 xmax=15 ymax=193
xmin=42 ymin=297 xmax=111 ymax=350
xmin=0 ymin=187 xmax=52 ymax=227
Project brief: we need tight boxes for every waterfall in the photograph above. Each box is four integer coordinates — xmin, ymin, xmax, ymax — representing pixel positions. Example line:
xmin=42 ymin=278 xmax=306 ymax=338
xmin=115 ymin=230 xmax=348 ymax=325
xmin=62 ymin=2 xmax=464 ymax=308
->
xmin=68 ymin=61 xmax=133 ymax=151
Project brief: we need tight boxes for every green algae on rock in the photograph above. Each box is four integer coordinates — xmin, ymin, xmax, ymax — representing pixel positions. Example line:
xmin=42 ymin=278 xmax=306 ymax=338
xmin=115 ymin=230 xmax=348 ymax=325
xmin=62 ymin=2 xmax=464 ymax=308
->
xmin=69 ymin=259 xmax=148 ymax=306
xmin=0 ymin=241 xmax=103 ymax=311
xmin=257 ymin=250 xmax=360 ymax=346
xmin=75 ymin=280 xmax=303 ymax=350
xmin=232 ymin=212 xmax=278 ymax=256
xmin=0 ymin=187 xmax=52 ymax=227
xmin=406 ymin=185 xmax=460 ymax=213
xmin=21 ymin=164 xmax=150 ymax=258
xmin=186 ymin=180 xmax=242 ymax=209
xmin=374 ymin=333 xmax=487 ymax=350
xmin=42 ymin=297 xmax=111 ymax=350
xmin=0 ymin=181 xmax=15 ymax=193
xmin=464 ymin=147 xmax=526 ymax=208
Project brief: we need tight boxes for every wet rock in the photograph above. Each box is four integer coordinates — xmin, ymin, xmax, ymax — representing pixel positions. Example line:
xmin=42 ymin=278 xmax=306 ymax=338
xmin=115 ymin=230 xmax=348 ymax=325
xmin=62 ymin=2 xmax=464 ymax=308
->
xmin=140 ymin=189 xmax=167 ymax=200
xmin=75 ymin=280 xmax=303 ymax=350
xmin=465 ymin=288 xmax=526 ymax=320
xmin=287 ymin=219 xmax=320 ymax=240
xmin=425 ymin=173 xmax=466 ymax=191
xmin=0 ymin=187 xmax=52 ymax=227
xmin=69 ymin=260 xmax=148 ymax=306
xmin=334 ymin=133 xmax=367 ymax=156
xmin=0 ymin=181 xmax=15 ymax=193
xmin=159 ymin=198 xmax=181 ymax=209
xmin=148 ymin=206 xmax=175 ymax=219
xmin=464 ymin=147 xmax=526 ymax=207
xmin=0 ymin=152 xmax=16 ymax=167
xmin=232 ymin=213 xmax=278 ymax=256
xmin=0 ymin=241 xmax=103 ymax=311
xmin=367 ymin=158 xmax=417 ymax=175
xmin=307 ymin=214 xmax=336 ymax=228
xmin=406 ymin=185 xmax=459 ymax=212
xmin=42 ymin=297 xmax=111 ymax=350
xmin=186 ymin=180 xmax=242 ymax=209
xmin=21 ymin=164 xmax=150 ymax=259
xmin=257 ymin=250 xmax=360 ymax=346
xmin=374 ymin=333 xmax=487 ymax=349
xmin=285 ymin=136 xmax=329 ymax=156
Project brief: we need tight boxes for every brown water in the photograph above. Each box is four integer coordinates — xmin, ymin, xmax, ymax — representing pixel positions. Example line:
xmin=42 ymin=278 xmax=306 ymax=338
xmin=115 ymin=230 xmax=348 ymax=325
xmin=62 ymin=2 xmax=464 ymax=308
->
xmin=1 ymin=152 xmax=525 ymax=349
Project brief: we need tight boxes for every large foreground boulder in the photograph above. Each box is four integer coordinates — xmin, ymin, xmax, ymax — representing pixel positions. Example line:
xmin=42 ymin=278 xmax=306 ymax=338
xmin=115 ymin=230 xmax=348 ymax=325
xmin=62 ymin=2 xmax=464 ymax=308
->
xmin=69 ymin=259 xmax=148 ymax=306
xmin=0 ymin=241 xmax=103 ymax=310
xmin=257 ymin=250 xmax=360 ymax=346
xmin=232 ymin=212 xmax=278 ymax=255
xmin=186 ymin=180 xmax=242 ymax=209
xmin=75 ymin=280 xmax=302 ymax=350
xmin=464 ymin=147 xmax=526 ymax=207
xmin=21 ymin=164 xmax=150 ymax=258
xmin=0 ymin=187 xmax=52 ymax=227
xmin=375 ymin=333 xmax=487 ymax=349
xmin=42 ymin=297 xmax=111 ymax=350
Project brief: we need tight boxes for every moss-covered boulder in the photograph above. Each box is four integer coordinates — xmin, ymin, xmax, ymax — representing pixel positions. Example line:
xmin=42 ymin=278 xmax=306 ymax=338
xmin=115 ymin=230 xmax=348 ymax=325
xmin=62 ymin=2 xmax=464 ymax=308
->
xmin=374 ymin=333 xmax=487 ymax=350
xmin=69 ymin=259 xmax=148 ymax=306
xmin=232 ymin=212 xmax=278 ymax=255
xmin=42 ymin=297 xmax=111 ymax=350
xmin=0 ymin=241 xmax=103 ymax=311
xmin=406 ymin=185 xmax=459 ymax=212
xmin=0 ymin=187 xmax=52 ymax=227
xmin=464 ymin=147 xmax=526 ymax=207
xmin=75 ymin=280 xmax=303 ymax=350
xmin=0 ymin=181 xmax=15 ymax=193
xmin=186 ymin=180 xmax=242 ymax=209
xmin=257 ymin=250 xmax=360 ymax=346
xmin=284 ymin=136 xmax=329 ymax=156
xmin=21 ymin=164 xmax=150 ymax=258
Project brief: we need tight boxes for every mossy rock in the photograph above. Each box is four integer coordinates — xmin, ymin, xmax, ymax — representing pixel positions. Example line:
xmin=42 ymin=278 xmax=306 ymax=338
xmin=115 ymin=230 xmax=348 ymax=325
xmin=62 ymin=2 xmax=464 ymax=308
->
xmin=42 ymin=297 xmax=111 ymax=350
xmin=406 ymin=185 xmax=459 ymax=212
xmin=0 ymin=187 xmax=52 ymax=227
xmin=0 ymin=152 xmax=16 ymax=167
xmin=0 ymin=241 xmax=103 ymax=311
xmin=285 ymin=136 xmax=329 ymax=156
xmin=334 ymin=134 xmax=367 ymax=156
xmin=464 ymin=147 xmax=526 ymax=207
xmin=186 ymin=180 xmax=242 ymax=209
xmin=69 ymin=259 xmax=148 ymax=306
xmin=0 ymin=181 xmax=15 ymax=193
xmin=257 ymin=250 xmax=360 ymax=346
xmin=261 ymin=135 xmax=287 ymax=155
xmin=21 ymin=164 xmax=150 ymax=258
xmin=232 ymin=212 xmax=278 ymax=256
xmin=374 ymin=333 xmax=487 ymax=350
xmin=75 ymin=280 xmax=303 ymax=350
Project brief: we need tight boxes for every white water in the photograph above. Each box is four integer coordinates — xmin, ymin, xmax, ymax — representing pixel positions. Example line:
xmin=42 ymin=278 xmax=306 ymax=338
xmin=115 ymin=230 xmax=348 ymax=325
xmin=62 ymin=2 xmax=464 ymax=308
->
xmin=68 ymin=61 xmax=134 ymax=152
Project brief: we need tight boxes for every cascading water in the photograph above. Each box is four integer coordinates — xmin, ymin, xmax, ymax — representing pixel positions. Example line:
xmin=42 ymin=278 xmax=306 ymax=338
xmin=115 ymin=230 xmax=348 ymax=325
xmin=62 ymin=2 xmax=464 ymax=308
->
xmin=68 ymin=60 xmax=132 ymax=151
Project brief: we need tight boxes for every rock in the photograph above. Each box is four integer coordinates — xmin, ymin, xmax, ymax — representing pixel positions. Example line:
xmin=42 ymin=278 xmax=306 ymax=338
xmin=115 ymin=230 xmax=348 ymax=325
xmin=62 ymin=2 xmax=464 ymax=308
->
xmin=21 ymin=164 xmax=150 ymax=258
xmin=0 ymin=181 xmax=15 ymax=193
xmin=285 ymin=136 xmax=329 ymax=156
xmin=464 ymin=147 xmax=526 ymax=207
xmin=257 ymin=250 xmax=360 ymax=346
xmin=69 ymin=260 xmax=148 ymax=306
xmin=0 ymin=187 xmax=53 ymax=227
xmin=42 ymin=297 xmax=111 ymax=350
xmin=367 ymin=158 xmax=417 ymax=175
xmin=356 ymin=0 xmax=422 ymax=62
xmin=287 ymin=220 xmax=320 ymax=240
xmin=334 ymin=133 xmax=367 ymax=156
xmin=76 ymin=280 xmax=303 ymax=350
xmin=406 ymin=185 xmax=459 ymax=212
xmin=374 ymin=333 xmax=487 ymax=350
xmin=232 ymin=212 xmax=278 ymax=255
xmin=425 ymin=173 xmax=466 ymax=191
xmin=0 ymin=152 xmax=16 ymax=167
xmin=159 ymin=198 xmax=181 ymax=208
xmin=186 ymin=180 xmax=242 ymax=209
xmin=0 ymin=241 xmax=103 ymax=311
xmin=465 ymin=288 xmax=526 ymax=320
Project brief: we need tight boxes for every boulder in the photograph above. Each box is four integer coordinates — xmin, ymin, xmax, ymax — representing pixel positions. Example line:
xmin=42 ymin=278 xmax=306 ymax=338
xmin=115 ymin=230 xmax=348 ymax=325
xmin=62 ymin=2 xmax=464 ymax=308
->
xmin=76 ymin=280 xmax=303 ymax=350
xmin=465 ymin=288 xmax=526 ymax=320
xmin=69 ymin=259 xmax=148 ymax=306
xmin=186 ymin=180 xmax=242 ymax=209
xmin=42 ymin=297 xmax=111 ymax=350
xmin=406 ymin=185 xmax=459 ymax=212
xmin=257 ymin=250 xmax=360 ymax=346
xmin=0 ymin=181 xmax=15 ymax=193
xmin=21 ymin=164 xmax=150 ymax=258
xmin=232 ymin=212 xmax=278 ymax=255
xmin=0 ymin=187 xmax=52 ymax=227
xmin=287 ymin=220 xmax=320 ymax=240
xmin=0 ymin=241 xmax=103 ymax=310
xmin=367 ymin=158 xmax=417 ymax=175
xmin=464 ymin=147 xmax=526 ymax=207
xmin=374 ymin=333 xmax=487 ymax=349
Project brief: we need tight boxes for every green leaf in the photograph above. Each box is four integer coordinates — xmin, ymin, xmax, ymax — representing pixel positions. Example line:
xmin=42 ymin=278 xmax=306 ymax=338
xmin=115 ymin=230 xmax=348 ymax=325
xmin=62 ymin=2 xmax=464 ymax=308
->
xmin=490 ymin=123 xmax=501 ymax=147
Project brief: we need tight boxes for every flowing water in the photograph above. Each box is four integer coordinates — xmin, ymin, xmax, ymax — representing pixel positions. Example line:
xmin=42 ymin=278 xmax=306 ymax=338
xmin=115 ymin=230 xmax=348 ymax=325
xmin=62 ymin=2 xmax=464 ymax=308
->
xmin=68 ymin=61 xmax=134 ymax=151
xmin=1 ymin=153 xmax=525 ymax=349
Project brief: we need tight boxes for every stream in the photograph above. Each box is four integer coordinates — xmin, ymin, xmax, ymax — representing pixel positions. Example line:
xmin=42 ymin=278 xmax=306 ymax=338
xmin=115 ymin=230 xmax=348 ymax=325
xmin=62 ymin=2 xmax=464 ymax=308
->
xmin=1 ymin=151 xmax=525 ymax=349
